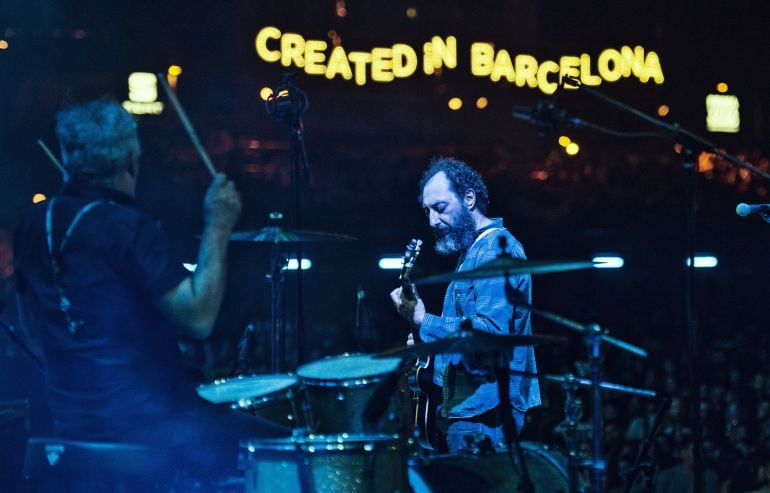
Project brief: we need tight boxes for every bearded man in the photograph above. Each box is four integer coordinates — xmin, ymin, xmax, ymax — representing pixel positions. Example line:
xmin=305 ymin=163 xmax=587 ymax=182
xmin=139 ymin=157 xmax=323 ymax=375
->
xmin=390 ymin=156 xmax=540 ymax=453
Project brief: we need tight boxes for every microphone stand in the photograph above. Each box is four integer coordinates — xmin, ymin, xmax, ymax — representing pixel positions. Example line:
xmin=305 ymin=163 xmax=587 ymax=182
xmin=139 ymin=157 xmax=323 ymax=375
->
xmin=493 ymin=352 xmax=534 ymax=493
xmin=553 ymin=75 xmax=770 ymax=492
xmin=266 ymin=72 xmax=310 ymax=368
xmin=623 ymin=397 xmax=672 ymax=493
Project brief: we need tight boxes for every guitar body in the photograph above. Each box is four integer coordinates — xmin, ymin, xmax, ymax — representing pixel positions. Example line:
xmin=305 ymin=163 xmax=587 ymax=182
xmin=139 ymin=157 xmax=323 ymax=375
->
xmin=399 ymin=239 xmax=444 ymax=451
xmin=410 ymin=352 xmax=444 ymax=451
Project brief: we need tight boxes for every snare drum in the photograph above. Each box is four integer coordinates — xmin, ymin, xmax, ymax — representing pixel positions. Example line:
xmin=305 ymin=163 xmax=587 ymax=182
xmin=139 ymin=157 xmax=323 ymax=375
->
xmin=408 ymin=441 xmax=586 ymax=492
xmin=241 ymin=433 xmax=407 ymax=493
xmin=296 ymin=353 xmax=404 ymax=434
xmin=196 ymin=374 xmax=310 ymax=429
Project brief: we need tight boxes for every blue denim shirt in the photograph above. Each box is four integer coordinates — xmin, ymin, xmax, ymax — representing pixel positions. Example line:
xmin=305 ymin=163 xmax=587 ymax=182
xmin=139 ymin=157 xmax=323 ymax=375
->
xmin=419 ymin=218 xmax=541 ymax=417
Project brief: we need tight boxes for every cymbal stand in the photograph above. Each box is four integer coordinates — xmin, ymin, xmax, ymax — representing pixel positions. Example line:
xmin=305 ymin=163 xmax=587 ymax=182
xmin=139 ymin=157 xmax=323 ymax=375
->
xmin=560 ymin=374 xmax=583 ymax=493
xmin=266 ymin=72 xmax=310 ymax=367
xmin=267 ymin=245 xmax=288 ymax=372
xmin=503 ymin=286 xmax=649 ymax=493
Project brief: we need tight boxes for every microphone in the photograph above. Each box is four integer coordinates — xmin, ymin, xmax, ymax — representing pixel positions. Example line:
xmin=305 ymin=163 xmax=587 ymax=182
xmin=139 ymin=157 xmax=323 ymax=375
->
xmin=512 ymin=99 xmax=582 ymax=137
xmin=736 ymin=202 xmax=770 ymax=217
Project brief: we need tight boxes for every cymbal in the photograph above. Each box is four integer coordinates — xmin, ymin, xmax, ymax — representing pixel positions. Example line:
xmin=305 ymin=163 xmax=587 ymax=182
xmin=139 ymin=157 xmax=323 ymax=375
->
xmin=375 ymin=330 xmax=566 ymax=359
xmin=229 ymin=226 xmax=356 ymax=243
xmin=413 ymin=256 xmax=597 ymax=285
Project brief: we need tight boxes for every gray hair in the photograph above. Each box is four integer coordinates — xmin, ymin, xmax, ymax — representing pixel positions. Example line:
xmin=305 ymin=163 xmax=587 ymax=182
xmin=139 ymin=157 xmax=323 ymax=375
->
xmin=55 ymin=99 xmax=140 ymax=181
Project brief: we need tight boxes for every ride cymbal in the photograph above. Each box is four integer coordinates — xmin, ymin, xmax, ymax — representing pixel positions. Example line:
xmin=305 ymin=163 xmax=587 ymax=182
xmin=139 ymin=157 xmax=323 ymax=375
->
xmin=230 ymin=226 xmax=356 ymax=243
xmin=413 ymin=257 xmax=597 ymax=285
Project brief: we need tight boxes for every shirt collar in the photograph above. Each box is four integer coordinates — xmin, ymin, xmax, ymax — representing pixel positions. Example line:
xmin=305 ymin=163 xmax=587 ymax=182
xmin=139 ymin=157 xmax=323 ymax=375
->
xmin=61 ymin=181 xmax=134 ymax=206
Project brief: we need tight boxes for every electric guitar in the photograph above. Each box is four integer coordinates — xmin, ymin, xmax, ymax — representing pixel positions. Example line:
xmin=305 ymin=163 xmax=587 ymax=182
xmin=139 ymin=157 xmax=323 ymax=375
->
xmin=400 ymin=239 xmax=443 ymax=450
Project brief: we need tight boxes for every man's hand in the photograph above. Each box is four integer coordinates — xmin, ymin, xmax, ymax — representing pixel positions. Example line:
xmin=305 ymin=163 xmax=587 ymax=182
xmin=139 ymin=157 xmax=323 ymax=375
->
xmin=204 ymin=173 xmax=242 ymax=231
xmin=389 ymin=286 xmax=425 ymax=328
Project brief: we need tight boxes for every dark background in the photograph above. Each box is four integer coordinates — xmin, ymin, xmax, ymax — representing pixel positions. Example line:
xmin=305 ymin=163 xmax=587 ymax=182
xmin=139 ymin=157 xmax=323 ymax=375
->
xmin=2 ymin=1 xmax=770 ymax=489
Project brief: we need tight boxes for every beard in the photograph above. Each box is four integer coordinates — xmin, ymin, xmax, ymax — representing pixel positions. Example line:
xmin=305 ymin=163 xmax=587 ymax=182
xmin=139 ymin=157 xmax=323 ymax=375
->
xmin=432 ymin=205 xmax=477 ymax=255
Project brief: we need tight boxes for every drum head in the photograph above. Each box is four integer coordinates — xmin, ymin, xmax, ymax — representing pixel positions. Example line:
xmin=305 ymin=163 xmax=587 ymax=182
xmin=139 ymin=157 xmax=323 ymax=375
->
xmin=242 ymin=433 xmax=400 ymax=454
xmin=196 ymin=374 xmax=298 ymax=404
xmin=296 ymin=353 xmax=402 ymax=381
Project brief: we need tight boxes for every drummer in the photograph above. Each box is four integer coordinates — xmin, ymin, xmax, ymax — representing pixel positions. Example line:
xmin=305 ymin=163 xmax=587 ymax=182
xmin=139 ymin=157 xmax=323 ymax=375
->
xmin=12 ymin=99 xmax=289 ymax=483
xmin=390 ymin=156 xmax=540 ymax=452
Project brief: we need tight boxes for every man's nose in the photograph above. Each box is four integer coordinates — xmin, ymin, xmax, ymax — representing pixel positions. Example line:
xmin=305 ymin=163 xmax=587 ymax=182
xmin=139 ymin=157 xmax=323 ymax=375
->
xmin=428 ymin=210 xmax=441 ymax=227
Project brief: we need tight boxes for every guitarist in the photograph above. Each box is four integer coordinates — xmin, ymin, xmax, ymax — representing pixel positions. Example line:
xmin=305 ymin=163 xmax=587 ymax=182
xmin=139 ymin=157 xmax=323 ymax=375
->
xmin=390 ymin=156 xmax=540 ymax=453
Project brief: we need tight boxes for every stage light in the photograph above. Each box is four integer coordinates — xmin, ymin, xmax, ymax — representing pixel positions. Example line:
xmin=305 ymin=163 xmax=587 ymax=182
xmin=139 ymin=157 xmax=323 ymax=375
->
xmin=565 ymin=142 xmax=579 ymax=155
xmin=32 ymin=193 xmax=46 ymax=203
xmin=657 ymin=104 xmax=670 ymax=117
xmin=260 ymin=87 xmax=273 ymax=101
xmin=183 ymin=263 xmax=197 ymax=272
xmin=558 ymin=136 xmax=571 ymax=147
xmin=285 ymin=259 xmax=312 ymax=270
xmin=378 ymin=257 xmax=403 ymax=270
xmin=592 ymin=256 xmax=624 ymax=269
xmin=686 ymin=256 xmax=718 ymax=268
xmin=716 ymin=82 xmax=728 ymax=93
xmin=406 ymin=7 xmax=417 ymax=19
xmin=448 ymin=97 xmax=462 ymax=110
xmin=0 ymin=40 xmax=8 ymax=50
xmin=475 ymin=97 xmax=488 ymax=109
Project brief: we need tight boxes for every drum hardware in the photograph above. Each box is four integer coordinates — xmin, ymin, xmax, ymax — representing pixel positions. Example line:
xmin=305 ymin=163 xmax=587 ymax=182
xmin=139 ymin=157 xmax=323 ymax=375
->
xmin=622 ymin=397 xmax=671 ymax=493
xmin=412 ymin=257 xmax=597 ymax=285
xmin=505 ymin=289 xmax=653 ymax=493
xmin=375 ymin=330 xmax=566 ymax=360
xmin=295 ymin=353 xmax=406 ymax=435
xmin=229 ymin=212 xmax=356 ymax=373
xmin=196 ymin=374 xmax=313 ymax=431
xmin=240 ymin=433 xmax=408 ymax=493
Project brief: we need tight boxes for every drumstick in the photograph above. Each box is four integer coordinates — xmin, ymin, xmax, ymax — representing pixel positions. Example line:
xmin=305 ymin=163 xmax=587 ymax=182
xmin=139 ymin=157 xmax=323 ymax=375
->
xmin=156 ymin=73 xmax=217 ymax=178
xmin=36 ymin=139 xmax=67 ymax=177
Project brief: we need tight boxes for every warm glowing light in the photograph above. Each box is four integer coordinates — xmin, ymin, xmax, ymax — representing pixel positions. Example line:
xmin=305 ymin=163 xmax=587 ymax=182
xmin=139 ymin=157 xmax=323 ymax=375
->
xmin=448 ymin=97 xmax=463 ymax=110
xmin=716 ymin=82 xmax=728 ymax=93
xmin=706 ymin=94 xmax=740 ymax=133
xmin=128 ymin=72 xmax=158 ymax=103
xmin=259 ymin=87 xmax=273 ymax=101
xmin=336 ymin=0 xmax=347 ymax=17
xmin=32 ymin=193 xmax=47 ymax=204
xmin=406 ymin=7 xmax=417 ymax=18
xmin=697 ymin=152 xmax=716 ymax=173
xmin=674 ymin=143 xmax=683 ymax=154
xmin=565 ymin=142 xmax=580 ymax=155
xmin=168 ymin=65 xmax=183 ymax=76
xmin=0 ymin=40 xmax=8 ymax=50
xmin=471 ymin=44 xmax=663 ymax=95
xmin=475 ymin=97 xmax=488 ymax=109
xmin=123 ymin=72 xmax=164 ymax=115
xmin=558 ymin=136 xmax=571 ymax=147
xmin=657 ymin=104 xmax=670 ymax=117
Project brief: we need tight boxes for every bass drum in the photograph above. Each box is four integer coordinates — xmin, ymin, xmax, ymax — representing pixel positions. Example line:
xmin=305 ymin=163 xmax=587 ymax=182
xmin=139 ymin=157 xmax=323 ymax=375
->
xmin=408 ymin=441 xmax=586 ymax=493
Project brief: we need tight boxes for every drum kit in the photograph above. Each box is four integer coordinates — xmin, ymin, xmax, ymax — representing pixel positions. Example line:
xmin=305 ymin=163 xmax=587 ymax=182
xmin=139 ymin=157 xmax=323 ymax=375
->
xmin=191 ymin=222 xmax=658 ymax=493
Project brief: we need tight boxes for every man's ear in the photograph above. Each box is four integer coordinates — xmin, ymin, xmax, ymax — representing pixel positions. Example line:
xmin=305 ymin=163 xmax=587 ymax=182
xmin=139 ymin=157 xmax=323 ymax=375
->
xmin=464 ymin=189 xmax=476 ymax=210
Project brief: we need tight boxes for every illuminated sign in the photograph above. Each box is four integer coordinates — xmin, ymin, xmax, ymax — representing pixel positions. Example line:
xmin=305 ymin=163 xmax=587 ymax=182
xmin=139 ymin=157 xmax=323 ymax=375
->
xmin=122 ymin=72 xmax=164 ymax=115
xmin=705 ymin=94 xmax=740 ymax=133
xmin=255 ymin=26 xmax=665 ymax=94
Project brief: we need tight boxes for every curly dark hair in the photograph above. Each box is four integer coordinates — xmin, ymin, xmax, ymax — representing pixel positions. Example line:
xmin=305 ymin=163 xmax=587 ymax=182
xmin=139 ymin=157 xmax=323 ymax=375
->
xmin=418 ymin=155 xmax=489 ymax=214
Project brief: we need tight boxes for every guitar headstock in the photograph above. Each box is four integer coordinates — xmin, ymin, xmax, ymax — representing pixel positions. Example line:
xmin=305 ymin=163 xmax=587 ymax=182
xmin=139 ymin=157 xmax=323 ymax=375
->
xmin=400 ymin=238 xmax=422 ymax=299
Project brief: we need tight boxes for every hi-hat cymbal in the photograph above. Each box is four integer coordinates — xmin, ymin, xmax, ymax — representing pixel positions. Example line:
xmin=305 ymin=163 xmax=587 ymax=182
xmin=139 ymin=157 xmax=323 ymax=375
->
xmin=413 ymin=256 xmax=597 ymax=285
xmin=375 ymin=330 xmax=566 ymax=359
xmin=229 ymin=226 xmax=357 ymax=243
